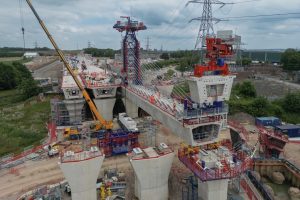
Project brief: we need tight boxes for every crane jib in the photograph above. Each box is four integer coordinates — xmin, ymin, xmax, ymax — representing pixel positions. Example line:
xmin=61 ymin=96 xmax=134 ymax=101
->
xmin=25 ymin=0 xmax=113 ymax=130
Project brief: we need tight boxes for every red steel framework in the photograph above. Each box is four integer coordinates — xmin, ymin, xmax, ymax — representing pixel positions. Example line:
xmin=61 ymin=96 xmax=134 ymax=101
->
xmin=257 ymin=125 xmax=289 ymax=158
xmin=97 ymin=131 xmax=139 ymax=157
xmin=194 ymin=37 xmax=233 ymax=77
xmin=178 ymin=140 xmax=253 ymax=182
xmin=228 ymin=120 xmax=249 ymax=141
xmin=113 ymin=16 xmax=146 ymax=85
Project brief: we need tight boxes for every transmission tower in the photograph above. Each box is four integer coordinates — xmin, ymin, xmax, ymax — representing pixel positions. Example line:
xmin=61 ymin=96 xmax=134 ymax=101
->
xmin=186 ymin=0 xmax=225 ymax=62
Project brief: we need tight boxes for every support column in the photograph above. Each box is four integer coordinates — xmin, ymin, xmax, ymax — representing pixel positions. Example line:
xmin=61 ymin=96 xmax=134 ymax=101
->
xmin=94 ymin=98 xmax=116 ymax=121
xmin=63 ymin=99 xmax=85 ymax=124
xmin=59 ymin=153 xmax=104 ymax=200
xmin=198 ymin=179 xmax=229 ymax=200
xmin=123 ymin=98 xmax=138 ymax=118
xmin=129 ymin=150 xmax=174 ymax=200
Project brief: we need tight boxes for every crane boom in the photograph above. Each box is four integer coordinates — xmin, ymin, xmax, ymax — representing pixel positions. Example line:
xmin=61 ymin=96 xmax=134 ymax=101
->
xmin=25 ymin=0 xmax=113 ymax=130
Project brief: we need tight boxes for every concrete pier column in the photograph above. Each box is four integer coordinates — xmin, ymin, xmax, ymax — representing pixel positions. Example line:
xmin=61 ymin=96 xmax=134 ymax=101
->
xmin=123 ymin=98 xmax=138 ymax=118
xmin=94 ymin=98 xmax=116 ymax=121
xmin=63 ymin=99 xmax=85 ymax=124
xmin=59 ymin=153 xmax=104 ymax=200
xmin=129 ymin=151 xmax=174 ymax=200
xmin=198 ymin=179 xmax=229 ymax=200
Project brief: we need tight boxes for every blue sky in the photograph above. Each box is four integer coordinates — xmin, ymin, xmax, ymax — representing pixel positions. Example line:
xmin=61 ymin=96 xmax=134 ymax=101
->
xmin=0 ymin=0 xmax=300 ymax=50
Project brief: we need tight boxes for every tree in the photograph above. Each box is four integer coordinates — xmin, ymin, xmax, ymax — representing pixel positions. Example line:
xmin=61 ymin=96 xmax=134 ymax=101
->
xmin=164 ymin=69 xmax=175 ymax=80
xmin=12 ymin=62 xmax=32 ymax=85
xmin=236 ymin=57 xmax=252 ymax=66
xmin=237 ymin=81 xmax=256 ymax=98
xmin=18 ymin=78 xmax=41 ymax=98
xmin=83 ymin=48 xmax=117 ymax=58
xmin=281 ymin=49 xmax=300 ymax=71
xmin=0 ymin=63 xmax=17 ymax=90
xmin=282 ymin=92 xmax=300 ymax=113
xmin=160 ymin=53 xmax=170 ymax=60
xmin=248 ymin=97 xmax=269 ymax=117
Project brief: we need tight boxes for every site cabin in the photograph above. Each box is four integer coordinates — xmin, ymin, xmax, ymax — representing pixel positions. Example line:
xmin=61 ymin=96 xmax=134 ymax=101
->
xmin=23 ymin=52 xmax=39 ymax=58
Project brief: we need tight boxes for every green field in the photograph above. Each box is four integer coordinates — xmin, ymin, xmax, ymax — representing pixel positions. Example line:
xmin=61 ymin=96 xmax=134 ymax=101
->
xmin=0 ymin=57 xmax=32 ymax=66
xmin=0 ymin=89 xmax=50 ymax=156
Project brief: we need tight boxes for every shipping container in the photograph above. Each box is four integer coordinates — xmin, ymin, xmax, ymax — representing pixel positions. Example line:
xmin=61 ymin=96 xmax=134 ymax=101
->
xmin=275 ymin=124 xmax=300 ymax=138
xmin=255 ymin=117 xmax=282 ymax=127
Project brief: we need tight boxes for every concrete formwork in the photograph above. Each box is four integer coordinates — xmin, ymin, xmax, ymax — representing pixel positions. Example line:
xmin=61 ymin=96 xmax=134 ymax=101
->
xmin=92 ymin=87 xmax=117 ymax=99
xmin=254 ymin=159 xmax=300 ymax=188
xmin=124 ymin=88 xmax=221 ymax=146
xmin=129 ymin=152 xmax=175 ymax=200
xmin=187 ymin=75 xmax=235 ymax=105
xmin=94 ymin=98 xmax=116 ymax=121
xmin=63 ymin=99 xmax=85 ymax=124
xmin=198 ymin=179 xmax=229 ymax=200
xmin=59 ymin=154 xmax=104 ymax=200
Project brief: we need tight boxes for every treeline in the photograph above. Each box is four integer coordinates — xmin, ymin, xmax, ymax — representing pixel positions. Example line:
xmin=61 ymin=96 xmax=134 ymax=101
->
xmin=83 ymin=48 xmax=119 ymax=58
xmin=281 ymin=48 xmax=300 ymax=71
xmin=229 ymin=81 xmax=300 ymax=123
xmin=0 ymin=47 xmax=50 ymax=52
xmin=0 ymin=47 xmax=51 ymax=57
xmin=0 ymin=52 xmax=23 ymax=57
xmin=0 ymin=62 xmax=40 ymax=98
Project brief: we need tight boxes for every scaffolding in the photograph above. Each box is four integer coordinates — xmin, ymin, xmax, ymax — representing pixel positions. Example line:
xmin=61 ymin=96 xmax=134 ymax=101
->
xmin=257 ymin=126 xmax=289 ymax=158
xmin=51 ymin=99 xmax=86 ymax=126
xmin=97 ymin=130 xmax=139 ymax=157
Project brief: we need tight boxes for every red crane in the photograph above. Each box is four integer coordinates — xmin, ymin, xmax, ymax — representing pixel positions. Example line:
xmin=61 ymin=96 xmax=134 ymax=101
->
xmin=194 ymin=37 xmax=233 ymax=77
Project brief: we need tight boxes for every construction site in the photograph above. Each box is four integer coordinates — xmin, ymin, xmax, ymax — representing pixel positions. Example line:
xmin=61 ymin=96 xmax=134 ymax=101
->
xmin=1 ymin=0 xmax=300 ymax=200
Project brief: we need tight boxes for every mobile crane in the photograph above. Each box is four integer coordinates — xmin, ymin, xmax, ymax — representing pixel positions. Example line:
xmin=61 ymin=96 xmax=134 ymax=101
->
xmin=25 ymin=0 xmax=113 ymax=131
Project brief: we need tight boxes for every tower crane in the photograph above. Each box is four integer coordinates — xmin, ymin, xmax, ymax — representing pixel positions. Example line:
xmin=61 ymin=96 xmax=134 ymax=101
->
xmin=25 ymin=0 xmax=113 ymax=130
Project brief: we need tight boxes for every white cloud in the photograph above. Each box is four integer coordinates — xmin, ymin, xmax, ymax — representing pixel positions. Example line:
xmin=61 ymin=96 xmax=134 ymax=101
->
xmin=0 ymin=0 xmax=299 ymax=49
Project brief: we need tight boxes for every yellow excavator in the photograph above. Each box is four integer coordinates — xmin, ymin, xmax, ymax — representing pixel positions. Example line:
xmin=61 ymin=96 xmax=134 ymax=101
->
xmin=25 ymin=0 xmax=113 ymax=136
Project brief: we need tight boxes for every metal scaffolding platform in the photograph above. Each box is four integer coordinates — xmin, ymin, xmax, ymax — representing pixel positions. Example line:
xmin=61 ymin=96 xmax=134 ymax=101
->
xmin=50 ymin=99 xmax=86 ymax=126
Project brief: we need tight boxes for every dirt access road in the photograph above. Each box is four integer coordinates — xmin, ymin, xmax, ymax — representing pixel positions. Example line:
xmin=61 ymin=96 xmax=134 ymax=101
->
xmin=0 ymin=153 xmax=134 ymax=200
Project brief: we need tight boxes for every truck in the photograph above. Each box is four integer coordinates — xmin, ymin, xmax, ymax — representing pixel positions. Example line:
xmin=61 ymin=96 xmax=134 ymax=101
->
xmin=118 ymin=113 xmax=139 ymax=133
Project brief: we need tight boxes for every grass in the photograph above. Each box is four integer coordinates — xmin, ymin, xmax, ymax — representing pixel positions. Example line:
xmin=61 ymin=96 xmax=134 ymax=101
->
xmin=0 ymin=89 xmax=50 ymax=156
xmin=172 ymin=82 xmax=190 ymax=96
xmin=0 ymin=57 xmax=32 ymax=65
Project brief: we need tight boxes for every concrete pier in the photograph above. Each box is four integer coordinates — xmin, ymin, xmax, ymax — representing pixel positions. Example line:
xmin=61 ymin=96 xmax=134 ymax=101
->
xmin=63 ymin=99 xmax=85 ymax=124
xmin=59 ymin=150 xmax=104 ymax=200
xmin=92 ymin=87 xmax=117 ymax=99
xmin=94 ymin=98 xmax=116 ymax=121
xmin=198 ymin=179 xmax=229 ymax=200
xmin=122 ymin=98 xmax=139 ymax=119
xmin=129 ymin=146 xmax=175 ymax=200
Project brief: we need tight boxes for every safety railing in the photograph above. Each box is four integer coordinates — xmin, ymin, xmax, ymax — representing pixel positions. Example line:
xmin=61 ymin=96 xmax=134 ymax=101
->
xmin=178 ymin=148 xmax=253 ymax=181
xmin=60 ymin=150 xmax=103 ymax=163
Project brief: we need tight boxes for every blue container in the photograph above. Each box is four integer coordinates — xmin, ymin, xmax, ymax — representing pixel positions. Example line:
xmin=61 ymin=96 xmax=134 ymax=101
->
xmin=275 ymin=124 xmax=300 ymax=138
xmin=255 ymin=117 xmax=282 ymax=127
xmin=217 ymin=58 xmax=225 ymax=66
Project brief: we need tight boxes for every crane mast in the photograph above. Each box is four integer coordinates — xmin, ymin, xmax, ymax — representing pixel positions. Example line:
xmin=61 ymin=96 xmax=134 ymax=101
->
xmin=25 ymin=0 xmax=113 ymax=130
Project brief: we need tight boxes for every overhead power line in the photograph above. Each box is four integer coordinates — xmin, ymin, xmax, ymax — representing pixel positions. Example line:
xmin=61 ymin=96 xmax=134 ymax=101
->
xmin=221 ymin=12 xmax=300 ymax=19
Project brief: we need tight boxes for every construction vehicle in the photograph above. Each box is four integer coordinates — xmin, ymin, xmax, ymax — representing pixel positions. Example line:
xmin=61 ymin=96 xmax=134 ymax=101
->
xmin=63 ymin=127 xmax=81 ymax=140
xmin=25 ymin=0 xmax=113 ymax=133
